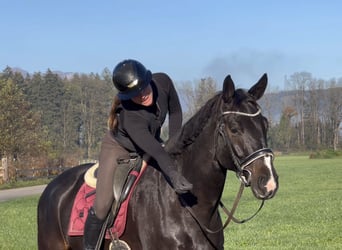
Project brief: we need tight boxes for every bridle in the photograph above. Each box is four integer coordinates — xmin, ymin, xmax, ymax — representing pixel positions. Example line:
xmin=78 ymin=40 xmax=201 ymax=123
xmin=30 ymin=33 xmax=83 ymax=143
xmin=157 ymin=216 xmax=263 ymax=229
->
xmin=182 ymin=107 xmax=274 ymax=235
xmin=217 ymin=108 xmax=274 ymax=185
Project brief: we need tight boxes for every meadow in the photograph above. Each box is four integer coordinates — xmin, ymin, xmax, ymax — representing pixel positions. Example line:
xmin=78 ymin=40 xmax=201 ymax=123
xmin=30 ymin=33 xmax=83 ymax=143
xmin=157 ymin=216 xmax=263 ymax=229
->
xmin=0 ymin=155 xmax=341 ymax=249
xmin=222 ymin=155 xmax=342 ymax=249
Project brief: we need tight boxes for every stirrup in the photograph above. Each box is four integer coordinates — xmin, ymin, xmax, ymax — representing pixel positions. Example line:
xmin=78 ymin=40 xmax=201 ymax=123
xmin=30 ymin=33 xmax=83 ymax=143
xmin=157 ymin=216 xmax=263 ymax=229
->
xmin=109 ymin=239 xmax=131 ymax=250
xmin=108 ymin=231 xmax=131 ymax=250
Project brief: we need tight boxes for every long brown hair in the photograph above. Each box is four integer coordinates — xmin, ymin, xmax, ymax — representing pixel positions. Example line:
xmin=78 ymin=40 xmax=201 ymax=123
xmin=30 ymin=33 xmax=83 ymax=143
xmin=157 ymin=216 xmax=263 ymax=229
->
xmin=107 ymin=95 xmax=121 ymax=132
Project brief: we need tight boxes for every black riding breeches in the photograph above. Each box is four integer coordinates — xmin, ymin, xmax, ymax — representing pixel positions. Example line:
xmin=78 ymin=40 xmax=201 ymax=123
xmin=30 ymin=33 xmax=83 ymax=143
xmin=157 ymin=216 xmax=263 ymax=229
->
xmin=94 ymin=130 xmax=128 ymax=220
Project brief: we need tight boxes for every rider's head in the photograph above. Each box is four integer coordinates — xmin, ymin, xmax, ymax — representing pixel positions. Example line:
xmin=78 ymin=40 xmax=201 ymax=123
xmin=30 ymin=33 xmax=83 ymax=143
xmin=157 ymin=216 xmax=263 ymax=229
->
xmin=112 ymin=59 xmax=152 ymax=100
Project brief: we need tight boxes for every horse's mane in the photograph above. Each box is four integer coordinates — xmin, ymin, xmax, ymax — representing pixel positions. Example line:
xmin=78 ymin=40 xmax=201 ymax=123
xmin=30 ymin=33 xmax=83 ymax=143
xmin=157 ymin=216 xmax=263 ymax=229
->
xmin=165 ymin=92 xmax=222 ymax=155
xmin=165 ymin=88 xmax=254 ymax=156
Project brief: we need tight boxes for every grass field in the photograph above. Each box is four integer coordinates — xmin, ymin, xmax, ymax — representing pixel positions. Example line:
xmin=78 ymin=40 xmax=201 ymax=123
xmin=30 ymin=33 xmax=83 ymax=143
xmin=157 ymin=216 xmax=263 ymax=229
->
xmin=222 ymin=155 xmax=342 ymax=249
xmin=0 ymin=155 xmax=341 ymax=249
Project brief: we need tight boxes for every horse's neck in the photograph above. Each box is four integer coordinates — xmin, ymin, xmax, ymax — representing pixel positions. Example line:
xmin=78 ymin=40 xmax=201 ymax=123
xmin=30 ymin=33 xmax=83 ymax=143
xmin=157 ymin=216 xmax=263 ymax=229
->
xmin=177 ymin=122 xmax=227 ymax=205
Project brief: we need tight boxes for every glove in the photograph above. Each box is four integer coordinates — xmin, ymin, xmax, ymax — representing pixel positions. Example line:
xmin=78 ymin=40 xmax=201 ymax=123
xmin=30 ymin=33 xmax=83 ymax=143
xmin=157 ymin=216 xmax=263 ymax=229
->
xmin=166 ymin=169 xmax=193 ymax=194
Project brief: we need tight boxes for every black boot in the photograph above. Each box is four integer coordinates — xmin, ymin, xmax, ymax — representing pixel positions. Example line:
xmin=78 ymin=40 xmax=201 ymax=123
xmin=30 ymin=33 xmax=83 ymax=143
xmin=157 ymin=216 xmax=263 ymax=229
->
xmin=83 ymin=207 xmax=105 ymax=250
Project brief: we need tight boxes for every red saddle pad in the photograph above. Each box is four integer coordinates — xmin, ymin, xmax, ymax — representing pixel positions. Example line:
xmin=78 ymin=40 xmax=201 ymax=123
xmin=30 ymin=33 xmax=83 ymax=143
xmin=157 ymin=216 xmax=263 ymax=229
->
xmin=68 ymin=168 xmax=144 ymax=239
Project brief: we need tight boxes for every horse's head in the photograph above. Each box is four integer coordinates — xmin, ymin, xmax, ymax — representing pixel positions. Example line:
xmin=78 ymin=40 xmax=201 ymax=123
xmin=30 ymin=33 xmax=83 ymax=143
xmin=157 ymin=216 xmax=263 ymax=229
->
xmin=215 ymin=73 xmax=278 ymax=200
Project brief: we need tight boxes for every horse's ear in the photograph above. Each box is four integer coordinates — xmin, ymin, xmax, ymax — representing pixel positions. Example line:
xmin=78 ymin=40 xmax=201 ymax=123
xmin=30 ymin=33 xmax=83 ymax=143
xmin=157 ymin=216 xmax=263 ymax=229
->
xmin=248 ymin=73 xmax=268 ymax=100
xmin=222 ymin=75 xmax=235 ymax=102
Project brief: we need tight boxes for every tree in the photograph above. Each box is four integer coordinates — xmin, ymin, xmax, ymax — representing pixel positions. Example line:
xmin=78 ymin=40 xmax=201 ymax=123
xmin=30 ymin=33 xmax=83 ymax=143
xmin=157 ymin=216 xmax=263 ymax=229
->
xmin=43 ymin=69 xmax=65 ymax=147
xmin=276 ymin=107 xmax=297 ymax=151
xmin=326 ymin=79 xmax=342 ymax=150
xmin=75 ymin=73 xmax=113 ymax=159
xmin=179 ymin=77 xmax=217 ymax=122
xmin=60 ymin=78 xmax=82 ymax=152
xmin=287 ymin=72 xmax=312 ymax=148
xmin=305 ymin=78 xmax=323 ymax=149
xmin=0 ymin=78 xmax=47 ymax=172
xmin=101 ymin=67 xmax=113 ymax=84
xmin=26 ymin=72 xmax=44 ymax=105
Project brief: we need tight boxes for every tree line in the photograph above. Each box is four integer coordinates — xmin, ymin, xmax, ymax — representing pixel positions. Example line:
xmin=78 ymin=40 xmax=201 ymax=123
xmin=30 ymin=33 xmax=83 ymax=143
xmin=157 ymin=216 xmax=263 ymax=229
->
xmin=261 ymin=72 xmax=342 ymax=152
xmin=0 ymin=67 xmax=113 ymax=174
xmin=0 ymin=67 xmax=341 ymax=178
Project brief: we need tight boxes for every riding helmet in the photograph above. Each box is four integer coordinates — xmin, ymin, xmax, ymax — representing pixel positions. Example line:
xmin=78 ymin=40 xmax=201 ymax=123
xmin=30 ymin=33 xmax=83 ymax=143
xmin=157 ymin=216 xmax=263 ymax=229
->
xmin=112 ymin=59 xmax=152 ymax=100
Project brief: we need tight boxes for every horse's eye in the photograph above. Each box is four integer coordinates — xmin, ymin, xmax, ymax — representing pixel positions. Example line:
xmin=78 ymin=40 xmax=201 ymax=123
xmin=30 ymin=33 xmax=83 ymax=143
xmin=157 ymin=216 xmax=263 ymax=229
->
xmin=230 ymin=127 xmax=239 ymax=134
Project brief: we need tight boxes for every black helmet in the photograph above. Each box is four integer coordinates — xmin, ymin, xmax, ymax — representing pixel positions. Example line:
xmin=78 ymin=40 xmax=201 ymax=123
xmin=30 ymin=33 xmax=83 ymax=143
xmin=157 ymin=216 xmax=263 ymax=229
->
xmin=112 ymin=59 xmax=152 ymax=100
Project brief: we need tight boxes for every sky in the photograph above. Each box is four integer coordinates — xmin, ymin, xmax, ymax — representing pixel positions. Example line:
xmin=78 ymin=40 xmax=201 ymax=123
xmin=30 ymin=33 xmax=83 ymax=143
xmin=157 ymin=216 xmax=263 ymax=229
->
xmin=1 ymin=0 xmax=342 ymax=90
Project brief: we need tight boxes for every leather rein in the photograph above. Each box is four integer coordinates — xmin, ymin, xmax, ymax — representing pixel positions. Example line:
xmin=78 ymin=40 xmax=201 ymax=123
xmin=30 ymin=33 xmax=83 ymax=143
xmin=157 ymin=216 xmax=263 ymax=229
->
xmin=181 ymin=107 xmax=273 ymax=234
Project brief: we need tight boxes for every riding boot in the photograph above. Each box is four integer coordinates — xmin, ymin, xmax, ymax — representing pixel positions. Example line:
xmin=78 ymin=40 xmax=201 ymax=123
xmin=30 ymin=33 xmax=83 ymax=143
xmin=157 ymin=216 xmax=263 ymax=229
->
xmin=83 ymin=207 xmax=105 ymax=250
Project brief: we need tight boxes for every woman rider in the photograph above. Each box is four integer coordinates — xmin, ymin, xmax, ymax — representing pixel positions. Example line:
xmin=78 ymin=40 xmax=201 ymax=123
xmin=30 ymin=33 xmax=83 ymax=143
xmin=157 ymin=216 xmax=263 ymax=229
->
xmin=83 ymin=59 xmax=193 ymax=249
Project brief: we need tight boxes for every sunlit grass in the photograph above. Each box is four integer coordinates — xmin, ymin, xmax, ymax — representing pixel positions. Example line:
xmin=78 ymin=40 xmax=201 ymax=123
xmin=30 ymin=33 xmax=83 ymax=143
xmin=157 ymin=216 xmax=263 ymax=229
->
xmin=0 ymin=196 xmax=39 ymax=250
xmin=0 ymin=178 xmax=50 ymax=190
xmin=222 ymin=155 xmax=342 ymax=249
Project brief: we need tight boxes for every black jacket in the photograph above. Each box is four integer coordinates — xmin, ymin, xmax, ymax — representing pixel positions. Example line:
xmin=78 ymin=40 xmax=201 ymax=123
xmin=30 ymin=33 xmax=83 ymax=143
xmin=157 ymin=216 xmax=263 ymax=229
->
xmin=114 ymin=72 xmax=182 ymax=168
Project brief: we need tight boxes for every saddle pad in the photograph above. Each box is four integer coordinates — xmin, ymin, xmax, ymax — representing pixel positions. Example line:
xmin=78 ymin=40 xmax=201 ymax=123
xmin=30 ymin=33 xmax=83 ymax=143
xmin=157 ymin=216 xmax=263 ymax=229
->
xmin=68 ymin=183 xmax=95 ymax=236
xmin=68 ymin=168 xmax=145 ymax=239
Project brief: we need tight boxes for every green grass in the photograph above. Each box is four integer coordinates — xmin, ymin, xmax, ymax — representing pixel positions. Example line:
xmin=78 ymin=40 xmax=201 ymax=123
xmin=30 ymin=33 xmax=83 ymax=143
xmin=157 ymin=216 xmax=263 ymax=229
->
xmin=0 ymin=195 xmax=39 ymax=250
xmin=0 ymin=155 xmax=341 ymax=249
xmin=222 ymin=155 xmax=342 ymax=249
xmin=0 ymin=178 xmax=50 ymax=190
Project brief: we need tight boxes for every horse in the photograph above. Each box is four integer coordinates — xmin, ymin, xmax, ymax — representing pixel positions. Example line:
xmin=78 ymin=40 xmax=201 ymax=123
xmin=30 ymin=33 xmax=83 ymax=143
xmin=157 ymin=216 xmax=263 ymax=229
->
xmin=37 ymin=73 xmax=279 ymax=250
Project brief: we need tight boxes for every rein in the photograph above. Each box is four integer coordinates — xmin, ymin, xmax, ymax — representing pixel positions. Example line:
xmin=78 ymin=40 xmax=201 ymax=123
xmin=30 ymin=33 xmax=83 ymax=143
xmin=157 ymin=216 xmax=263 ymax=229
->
xmin=181 ymin=107 xmax=271 ymax=235
xmin=181 ymin=182 xmax=264 ymax=235
xmin=180 ymin=182 xmax=244 ymax=234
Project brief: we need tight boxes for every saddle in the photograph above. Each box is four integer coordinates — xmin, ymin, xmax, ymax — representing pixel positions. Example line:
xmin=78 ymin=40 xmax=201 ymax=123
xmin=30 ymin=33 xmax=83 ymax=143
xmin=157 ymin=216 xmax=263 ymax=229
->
xmin=83 ymin=153 xmax=142 ymax=208
xmin=68 ymin=153 xmax=145 ymax=249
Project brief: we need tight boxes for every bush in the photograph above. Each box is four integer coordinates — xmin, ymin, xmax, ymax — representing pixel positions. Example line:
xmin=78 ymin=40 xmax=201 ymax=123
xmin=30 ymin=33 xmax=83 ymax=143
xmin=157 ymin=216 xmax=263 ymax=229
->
xmin=309 ymin=149 xmax=342 ymax=159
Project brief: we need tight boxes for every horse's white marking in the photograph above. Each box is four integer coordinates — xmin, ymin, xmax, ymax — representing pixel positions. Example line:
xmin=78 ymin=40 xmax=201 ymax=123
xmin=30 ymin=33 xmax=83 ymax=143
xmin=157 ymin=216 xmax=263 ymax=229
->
xmin=264 ymin=155 xmax=277 ymax=192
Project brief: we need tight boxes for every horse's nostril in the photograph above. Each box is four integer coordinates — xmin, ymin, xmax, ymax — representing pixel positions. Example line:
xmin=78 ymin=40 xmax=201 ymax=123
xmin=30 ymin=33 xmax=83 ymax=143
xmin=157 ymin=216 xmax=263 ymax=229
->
xmin=265 ymin=190 xmax=276 ymax=199
xmin=258 ymin=176 xmax=267 ymax=187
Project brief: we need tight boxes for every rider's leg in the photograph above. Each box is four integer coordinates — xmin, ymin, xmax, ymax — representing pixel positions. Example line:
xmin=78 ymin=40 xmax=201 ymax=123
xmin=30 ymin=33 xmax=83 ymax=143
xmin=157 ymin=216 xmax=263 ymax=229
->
xmin=83 ymin=131 xmax=127 ymax=249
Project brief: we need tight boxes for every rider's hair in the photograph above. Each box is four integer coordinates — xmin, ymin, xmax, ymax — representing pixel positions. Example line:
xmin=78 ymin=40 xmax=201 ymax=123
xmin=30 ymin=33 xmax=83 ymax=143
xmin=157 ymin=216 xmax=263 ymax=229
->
xmin=107 ymin=95 xmax=121 ymax=132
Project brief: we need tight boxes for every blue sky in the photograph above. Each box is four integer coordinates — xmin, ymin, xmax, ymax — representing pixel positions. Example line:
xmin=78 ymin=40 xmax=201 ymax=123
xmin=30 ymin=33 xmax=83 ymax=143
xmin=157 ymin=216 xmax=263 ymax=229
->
xmin=1 ymin=0 xmax=341 ymax=90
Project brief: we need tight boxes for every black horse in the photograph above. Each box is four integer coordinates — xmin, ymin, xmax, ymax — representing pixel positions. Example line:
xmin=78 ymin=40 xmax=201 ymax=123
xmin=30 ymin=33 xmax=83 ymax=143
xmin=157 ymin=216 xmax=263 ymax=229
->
xmin=38 ymin=74 xmax=278 ymax=250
